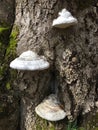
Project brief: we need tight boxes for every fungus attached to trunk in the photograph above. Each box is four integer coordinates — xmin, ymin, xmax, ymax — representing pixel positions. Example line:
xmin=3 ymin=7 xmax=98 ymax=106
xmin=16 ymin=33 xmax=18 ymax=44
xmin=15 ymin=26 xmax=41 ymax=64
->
xmin=52 ymin=8 xmax=78 ymax=28
xmin=35 ymin=94 xmax=66 ymax=121
xmin=10 ymin=50 xmax=50 ymax=70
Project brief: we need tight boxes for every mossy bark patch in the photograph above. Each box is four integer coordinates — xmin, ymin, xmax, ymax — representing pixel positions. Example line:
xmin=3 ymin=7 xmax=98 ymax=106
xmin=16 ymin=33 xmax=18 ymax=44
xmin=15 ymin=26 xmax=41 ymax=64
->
xmin=5 ymin=25 xmax=19 ymax=61
xmin=0 ymin=25 xmax=19 ymax=92
xmin=0 ymin=24 xmax=19 ymax=130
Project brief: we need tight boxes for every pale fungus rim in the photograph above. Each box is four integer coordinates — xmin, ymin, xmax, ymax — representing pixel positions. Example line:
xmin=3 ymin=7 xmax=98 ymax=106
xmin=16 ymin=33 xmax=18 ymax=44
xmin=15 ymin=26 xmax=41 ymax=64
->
xmin=52 ymin=8 xmax=78 ymax=28
xmin=35 ymin=94 xmax=66 ymax=121
xmin=10 ymin=50 xmax=50 ymax=71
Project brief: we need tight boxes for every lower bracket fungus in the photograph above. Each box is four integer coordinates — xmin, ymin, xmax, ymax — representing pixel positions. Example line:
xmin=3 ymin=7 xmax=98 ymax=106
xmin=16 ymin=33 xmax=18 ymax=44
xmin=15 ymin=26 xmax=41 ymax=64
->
xmin=35 ymin=94 xmax=66 ymax=121
xmin=52 ymin=8 xmax=78 ymax=28
xmin=10 ymin=50 xmax=50 ymax=71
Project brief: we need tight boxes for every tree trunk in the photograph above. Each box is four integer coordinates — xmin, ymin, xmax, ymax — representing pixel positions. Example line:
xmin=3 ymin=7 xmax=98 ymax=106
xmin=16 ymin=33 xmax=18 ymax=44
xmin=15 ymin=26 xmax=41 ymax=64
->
xmin=1 ymin=0 xmax=98 ymax=130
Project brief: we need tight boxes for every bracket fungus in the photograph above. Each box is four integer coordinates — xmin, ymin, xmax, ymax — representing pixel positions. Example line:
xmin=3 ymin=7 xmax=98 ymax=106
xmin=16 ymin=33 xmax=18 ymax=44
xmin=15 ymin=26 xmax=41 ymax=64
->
xmin=52 ymin=8 xmax=78 ymax=28
xmin=10 ymin=50 xmax=50 ymax=71
xmin=35 ymin=94 xmax=66 ymax=121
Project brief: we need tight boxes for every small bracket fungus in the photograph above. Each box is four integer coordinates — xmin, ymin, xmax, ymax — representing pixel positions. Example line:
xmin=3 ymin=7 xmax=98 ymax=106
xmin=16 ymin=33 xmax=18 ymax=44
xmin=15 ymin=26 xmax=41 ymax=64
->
xmin=52 ymin=8 xmax=78 ymax=28
xmin=35 ymin=94 xmax=66 ymax=121
xmin=10 ymin=50 xmax=50 ymax=71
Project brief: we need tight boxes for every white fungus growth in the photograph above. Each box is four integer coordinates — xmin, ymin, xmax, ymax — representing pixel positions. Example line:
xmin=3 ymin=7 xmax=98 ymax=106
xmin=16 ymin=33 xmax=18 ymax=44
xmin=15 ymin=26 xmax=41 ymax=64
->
xmin=52 ymin=8 xmax=78 ymax=28
xmin=10 ymin=50 xmax=50 ymax=71
xmin=35 ymin=94 xmax=66 ymax=121
xmin=19 ymin=50 xmax=38 ymax=60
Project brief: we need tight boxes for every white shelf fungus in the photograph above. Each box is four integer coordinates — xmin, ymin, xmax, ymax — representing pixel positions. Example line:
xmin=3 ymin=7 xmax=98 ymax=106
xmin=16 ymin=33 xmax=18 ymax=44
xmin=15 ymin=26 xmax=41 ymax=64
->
xmin=52 ymin=8 xmax=78 ymax=28
xmin=10 ymin=50 xmax=50 ymax=71
xmin=35 ymin=94 xmax=66 ymax=121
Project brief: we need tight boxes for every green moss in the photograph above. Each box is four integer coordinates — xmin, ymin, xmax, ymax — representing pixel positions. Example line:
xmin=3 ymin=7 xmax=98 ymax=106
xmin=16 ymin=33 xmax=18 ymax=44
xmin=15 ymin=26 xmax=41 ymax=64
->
xmin=0 ymin=25 xmax=11 ymax=44
xmin=35 ymin=114 xmax=56 ymax=130
xmin=0 ymin=66 xmax=4 ymax=76
xmin=2 ymin=25 xmax=19 ymax=91
xmin=5 ymin=25 xmax=19 ymax=61
xmin=67 ymin=120 xmax=78 ymax=130
xmin=88 ymin=112 xmax=98 ymax=130
xmin=0 ymin=25 xmax=19 ymax=92
xmin=33 ymin=113 xmax=98 ymax=130
xmin=50 ymin=128 xmax=55 ymax=130
xmin=49 ymin=125 xmax=55 ymax=130
xmin=77 ymin=112 xmax=98 ymax=130
xmin=0 ymin=107 xmax=3 ymax=113
xmin=6 ymin=82 xmax=11 ymax=90
xmin=0 ymin=26 xmax=9 ymax=34
xmin=78 ymin=127 xmax=85 ymax=130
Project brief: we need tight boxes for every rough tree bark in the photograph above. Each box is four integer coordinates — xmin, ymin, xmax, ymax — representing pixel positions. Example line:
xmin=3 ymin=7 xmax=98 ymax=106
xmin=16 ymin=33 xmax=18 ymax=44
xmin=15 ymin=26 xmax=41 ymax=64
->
xmin=0 ymin=0 xmax=98 ymax=130
xmin=13 ymin=0 xmax=98 ymax=129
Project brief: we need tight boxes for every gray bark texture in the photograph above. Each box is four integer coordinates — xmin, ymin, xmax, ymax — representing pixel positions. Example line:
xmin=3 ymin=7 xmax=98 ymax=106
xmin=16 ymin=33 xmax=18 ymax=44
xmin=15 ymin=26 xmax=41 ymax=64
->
xmin=0 ymin=0 xmax=98 ymax=130
xmin=14 ymin=0 xmax=98 ymax=129
xmin=15 ymin=0 xmax=98 ymax=130
xmin=0 ymin=0 xmax=15 ymax=26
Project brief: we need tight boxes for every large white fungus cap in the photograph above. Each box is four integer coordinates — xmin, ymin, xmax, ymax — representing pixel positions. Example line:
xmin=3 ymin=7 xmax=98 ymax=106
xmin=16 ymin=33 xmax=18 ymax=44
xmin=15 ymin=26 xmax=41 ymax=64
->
xmin=10 ymin=50 xmax=50 ymax=71
xmin=35 ymin=94 xmax=66 ymax=121
xmin=52 ymin=8 xmax=78 ymax=28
